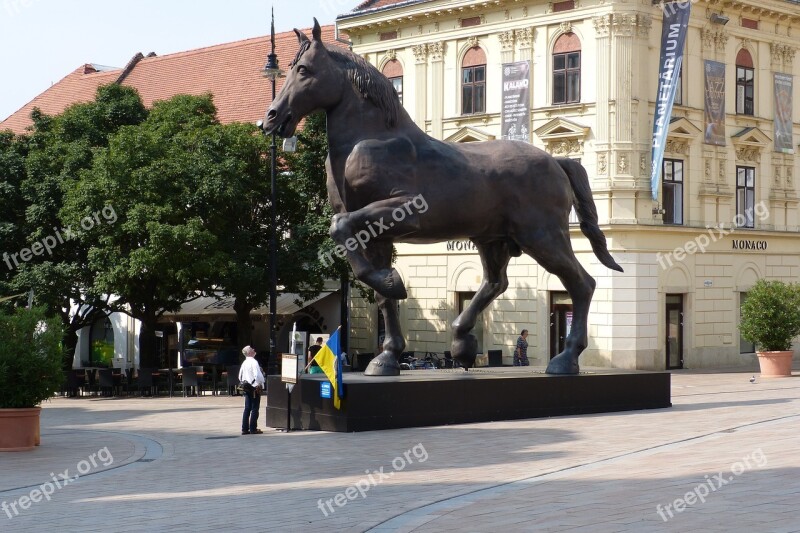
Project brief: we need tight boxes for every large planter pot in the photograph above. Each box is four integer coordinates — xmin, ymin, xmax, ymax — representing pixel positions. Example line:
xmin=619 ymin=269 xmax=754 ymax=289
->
xmin=0 ymin=407 xmax=41 ymax=452
xmin=756 ymin=351 xmax=794 ymax=378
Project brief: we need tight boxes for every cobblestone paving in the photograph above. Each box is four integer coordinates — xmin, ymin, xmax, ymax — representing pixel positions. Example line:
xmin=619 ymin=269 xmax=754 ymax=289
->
xmin=1 ymin=369 xmax=798 ymax=532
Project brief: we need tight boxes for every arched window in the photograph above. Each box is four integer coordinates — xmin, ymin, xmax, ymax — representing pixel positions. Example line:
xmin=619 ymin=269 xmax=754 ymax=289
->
xmin=89 ymin=316 xmax=115 ymax=366
xmin=553 ymin=33 xmax=581 ymax=104
xmin=736 ymin=49 xmax=754 ymax=116
xmin=462 ymin=46 xmax=486 ymax=114
xmin=382 ymin=60 xmax=403 ymax=105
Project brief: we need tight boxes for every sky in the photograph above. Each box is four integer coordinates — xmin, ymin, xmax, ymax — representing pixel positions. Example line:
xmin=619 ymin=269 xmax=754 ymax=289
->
xmin=0 ymin=0 xmax=364 ymax=122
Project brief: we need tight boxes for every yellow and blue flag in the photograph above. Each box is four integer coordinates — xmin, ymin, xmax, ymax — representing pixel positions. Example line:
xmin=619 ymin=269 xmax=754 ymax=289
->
xmin=316 ymin=327 xmax=344 ymax=409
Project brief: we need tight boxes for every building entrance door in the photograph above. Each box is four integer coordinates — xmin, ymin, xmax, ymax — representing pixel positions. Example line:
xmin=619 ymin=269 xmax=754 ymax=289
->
xmin=550 ymin=292 xmax=573 ymax=359
xmin=666 ymin=294 xmax=684 ymax=369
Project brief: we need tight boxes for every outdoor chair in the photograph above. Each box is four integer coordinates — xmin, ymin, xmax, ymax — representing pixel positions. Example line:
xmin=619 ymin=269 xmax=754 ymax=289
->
xmin=136 ymin=368 xmax=157 ymax=397
xmin=180 ymin=367 xmax=202 ymax=397
xmin=61 ymin=370 xmax=83 ymax=397
xmin=225 ymin=365 xmax=241 ymax=396
xmin=98 ymin=369 xmax=117 ymax=397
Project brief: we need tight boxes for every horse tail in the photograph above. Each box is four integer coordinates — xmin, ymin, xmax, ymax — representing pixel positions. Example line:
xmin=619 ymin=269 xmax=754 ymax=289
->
xmin=556 ymin=157 xmax=623 ymax=273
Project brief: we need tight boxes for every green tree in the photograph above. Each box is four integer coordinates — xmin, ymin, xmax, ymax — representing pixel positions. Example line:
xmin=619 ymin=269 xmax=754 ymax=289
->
xmin=63 ymin=94 xmax=226 ymax=368
xmin=0 ymin=131 xmax=28 ymax=306
xmin=199 ymin=112 xmax=338 ymax=356
xmin=12 ymin=85 xmax=147 ymax=367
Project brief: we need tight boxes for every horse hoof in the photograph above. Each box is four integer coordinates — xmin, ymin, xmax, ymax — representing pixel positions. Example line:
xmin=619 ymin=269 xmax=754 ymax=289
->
xmin=370 ymin=269 xmax=407 ymax=300
xmin=451 ymin=335 xmax=478 ymax=369
xmin=545 ymin=353 xmax=580 ymax=375
xmin=364 ymin=353 xmax=401 ymax=376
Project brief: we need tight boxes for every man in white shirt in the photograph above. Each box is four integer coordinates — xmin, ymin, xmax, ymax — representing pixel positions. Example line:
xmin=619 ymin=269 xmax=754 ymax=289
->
xmin=238 ymin=346 xmax=266 ymax=435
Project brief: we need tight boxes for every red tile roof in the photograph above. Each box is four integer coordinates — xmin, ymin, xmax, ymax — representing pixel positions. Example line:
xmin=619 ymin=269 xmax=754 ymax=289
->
xmin=1 ymin=65 xmax=122 ymax=134
xmin=1 ymin=25 xmax=340 ymax=135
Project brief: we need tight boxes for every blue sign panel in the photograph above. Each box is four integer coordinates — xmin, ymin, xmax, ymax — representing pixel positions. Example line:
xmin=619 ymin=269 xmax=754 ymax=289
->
xmin=320 ymin=381 xmax=332 ymax=399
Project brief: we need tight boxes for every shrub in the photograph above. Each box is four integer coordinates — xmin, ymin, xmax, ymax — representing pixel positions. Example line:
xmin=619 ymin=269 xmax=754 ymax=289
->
xmin=0 ymin=307 xmax=64 ymax=408
xmin=739 ymin=280 xmax=800 ymax=352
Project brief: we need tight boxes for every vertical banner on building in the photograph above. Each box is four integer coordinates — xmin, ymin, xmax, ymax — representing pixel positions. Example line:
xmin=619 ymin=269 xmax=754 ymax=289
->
xmin=650 ymin=1 xmax=691 ymax=201
xmin=501 ymin=60 xmax=530 ymax=142
xmin=704 ymin=60 xmax=726 ymax=146
xmin=774 ymin=73 xmax=793 ymax=153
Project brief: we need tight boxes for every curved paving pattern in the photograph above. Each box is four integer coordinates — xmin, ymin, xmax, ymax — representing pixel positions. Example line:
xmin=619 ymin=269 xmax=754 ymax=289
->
xmin=0 ymin=371 xmax=798 ymax=532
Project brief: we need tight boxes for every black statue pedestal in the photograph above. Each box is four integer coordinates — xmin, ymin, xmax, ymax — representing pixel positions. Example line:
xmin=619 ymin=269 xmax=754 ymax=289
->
xmin=265 ymin=367 xmax=671 ymax=432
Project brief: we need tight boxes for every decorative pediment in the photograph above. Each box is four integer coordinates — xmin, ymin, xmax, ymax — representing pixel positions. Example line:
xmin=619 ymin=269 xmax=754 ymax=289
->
xmin=732 ymin=127 xmax=771 ymax=163
xmin=668 ymin=117 xmax=701 ymax=139
xmin=665 ymin=117 xmax=701 ymax=155
xmin=445 ymin=126 xmax=496 ymax=143
xmin=534 ymin=118 xmax=590 ymax=155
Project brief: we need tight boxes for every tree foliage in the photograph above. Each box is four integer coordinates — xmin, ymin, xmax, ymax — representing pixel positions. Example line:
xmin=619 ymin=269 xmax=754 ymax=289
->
xmin=0 ymin=306 xmax=64 ymax=408
xmin=9 ymin=85 xmax=147 ymax=367
xmin=739 ymin=279 xmax=800 ymax=352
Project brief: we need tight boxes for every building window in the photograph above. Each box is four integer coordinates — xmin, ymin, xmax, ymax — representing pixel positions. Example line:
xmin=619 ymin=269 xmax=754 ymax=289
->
xmin=390 ymin=77 xmax=403 ymax=105
xmin=662 ymin=159 xmax=684 ymax=225
xmin=462 ymin=46 xmax=486 ymax=114
xmin=739 ymin=293 xmax=755 ymax=353
xmin=736 ymin=166 xmax=755 ymax=228
xmin=553 ymin=33 xmax=581 ymax=104
xmin=736 ymin=49 xmax=754 ymax=116
xmin=381 ymin=60 xmax=403 ymax=106
xmin=674 ymin=65 xmax=683 ymax=105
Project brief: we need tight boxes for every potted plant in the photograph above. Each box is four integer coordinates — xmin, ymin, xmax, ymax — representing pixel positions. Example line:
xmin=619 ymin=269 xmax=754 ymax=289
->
xmin=739 ymin=279 xmax=800 ymax=378
xmin=0 ymin=306 xmax=64 ymax=451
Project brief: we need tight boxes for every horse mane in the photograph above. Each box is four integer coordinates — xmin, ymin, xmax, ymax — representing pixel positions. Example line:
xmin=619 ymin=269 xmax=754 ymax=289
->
xmin=325 ymin=46 xmax=400 ymax=129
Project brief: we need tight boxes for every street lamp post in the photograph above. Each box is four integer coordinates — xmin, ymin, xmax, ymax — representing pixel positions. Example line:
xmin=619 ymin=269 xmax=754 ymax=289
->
xmin=263 ymin=7 xmax=284 ymax=372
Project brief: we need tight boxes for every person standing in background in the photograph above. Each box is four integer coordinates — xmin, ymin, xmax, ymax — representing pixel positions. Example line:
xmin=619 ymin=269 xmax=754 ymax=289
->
xmin=514 ymin=329 xmax=530 ymax=366
xmin=238 ymin=346 xmax=265 ymax=435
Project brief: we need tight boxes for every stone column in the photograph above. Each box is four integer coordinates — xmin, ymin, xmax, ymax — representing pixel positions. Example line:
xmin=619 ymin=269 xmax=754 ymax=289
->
xmin=429 ymin=41 xmax=445 ymax=140
xmin=412 ymin=43 xmax=428 ymax=131
xmin=499 ymin=30 xmax=515 ymax=65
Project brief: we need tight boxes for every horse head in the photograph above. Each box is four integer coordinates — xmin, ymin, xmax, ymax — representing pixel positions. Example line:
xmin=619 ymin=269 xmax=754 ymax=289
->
xmin=262 ymin=19 xmax=343 ymax=138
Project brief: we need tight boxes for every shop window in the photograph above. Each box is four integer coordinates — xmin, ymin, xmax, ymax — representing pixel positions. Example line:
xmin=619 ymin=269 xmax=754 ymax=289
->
xmin=382 ymin=60 xmax=403 ymax=106
xmin=553 ymin=33 xmax=581 ymax=104
xmin=662 ymin=159 xmax=684 ymax=225
xmin=736 ymin=49 xmax=754 ymax=116
xmin=89 ymin=316 xmax=115 ymax=366
xmin=736 ymin=166 xmax=755 ymax=228
xmin=462 ymin=46 xmax=486 ymax=114
xmin=739 ymin=293 xmax=756 ymax=353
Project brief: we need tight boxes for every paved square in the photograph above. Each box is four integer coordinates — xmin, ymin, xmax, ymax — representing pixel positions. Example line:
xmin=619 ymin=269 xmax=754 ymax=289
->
xmin=1 ymin=368 xmax=799 ymax=532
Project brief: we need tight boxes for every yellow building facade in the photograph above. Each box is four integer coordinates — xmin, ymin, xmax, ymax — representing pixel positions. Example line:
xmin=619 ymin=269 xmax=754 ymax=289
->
xmin=338 ymin=0 xmax=800 ymax=370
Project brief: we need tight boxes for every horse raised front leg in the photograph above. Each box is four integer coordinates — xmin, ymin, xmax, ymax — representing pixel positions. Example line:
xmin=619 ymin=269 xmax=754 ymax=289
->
xmin=329 ymin=205 xmax=417 ymax=300
xmin=451 ymin=241 xmax=511 ymax=369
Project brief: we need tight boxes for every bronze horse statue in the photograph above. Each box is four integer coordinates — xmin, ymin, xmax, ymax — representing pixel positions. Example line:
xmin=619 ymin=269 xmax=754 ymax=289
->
xmin=263 ymin=20 xmax=623 ymax=376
